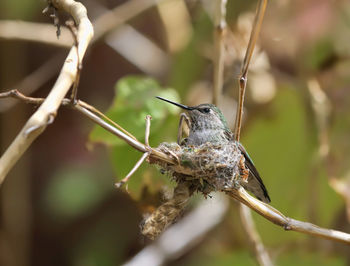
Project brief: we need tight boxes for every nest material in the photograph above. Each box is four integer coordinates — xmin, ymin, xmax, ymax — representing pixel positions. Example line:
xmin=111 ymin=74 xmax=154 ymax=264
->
xmin=142 ymin=141 xmax=244 ymax=239
xmin=155 ymin=141 xmax=243 ymax=196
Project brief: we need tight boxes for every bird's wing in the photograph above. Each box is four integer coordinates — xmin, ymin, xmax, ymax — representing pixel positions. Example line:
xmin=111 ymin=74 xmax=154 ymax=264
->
xmin=238 ymin=143 xmax=271 ymax=203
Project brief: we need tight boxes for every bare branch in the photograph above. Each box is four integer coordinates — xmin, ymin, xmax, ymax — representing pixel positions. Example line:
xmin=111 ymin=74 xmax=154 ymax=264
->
xmin=0 ymin=0 xmax=94 ymax=184
xmin=227 ymin=187 xmax=350 ymax=245
xmin=0 ymin=89 xmax=176 ymax=165
xmin=212 ymin=0 xmax=227 ymax=105
xmin=234 ymin=0 xmax=268 ymax=142
xmin=2 ymin=89 xmax=350 ymax=245
xmin=114 ymin=152 xmax=150 ymax=188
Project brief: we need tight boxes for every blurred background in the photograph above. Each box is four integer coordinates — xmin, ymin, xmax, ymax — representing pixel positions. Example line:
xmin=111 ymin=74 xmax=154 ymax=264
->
xmin=1 ymin=0 xmax=350 ymax=265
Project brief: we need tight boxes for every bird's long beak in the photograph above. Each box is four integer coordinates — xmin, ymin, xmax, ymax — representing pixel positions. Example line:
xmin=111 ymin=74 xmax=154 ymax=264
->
xmin=156 ymin=96 xmax=194 ymax=110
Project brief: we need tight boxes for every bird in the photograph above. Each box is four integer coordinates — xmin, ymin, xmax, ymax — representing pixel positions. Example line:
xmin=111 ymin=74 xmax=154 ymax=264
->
xmin=156 ymin=96 xmax=271 ymax=203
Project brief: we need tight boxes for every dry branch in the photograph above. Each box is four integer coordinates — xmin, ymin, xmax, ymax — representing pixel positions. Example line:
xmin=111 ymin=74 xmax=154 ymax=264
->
xmin=1 ymin=90 xmax=350 ymax=245
xmin=0 ymin=0 xmax=94 ymax=183
xmin=231 ymin=1 xmax=272 ymax=265
xmin=234 ymin=0 xmax=267 ymax=142
xmin=228 ymin=188 xmax=350 ymax=245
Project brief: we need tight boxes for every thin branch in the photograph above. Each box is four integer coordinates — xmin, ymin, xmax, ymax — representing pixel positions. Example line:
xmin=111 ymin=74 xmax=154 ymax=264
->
xmin=1 ymin=90 xmax=350 ymax=245
xmin=227 ymin=187 xmax=350 ymax=245
xmin=212 ymin=0 xmax=227 ymax=105
xmin=240 ymin=204 xmax=273 ymax=266
xmin=0 ymin=0 xmax=94 ymax=184
xmin=0 ymin=89 xmax=175 ymax=165
xmin=230 ymin=1 xmax=271 ymax=265
xmin=115 ymin=152 xmax=150 ymax=188
xmin=234 ymin=0 xmax=268 ymax=142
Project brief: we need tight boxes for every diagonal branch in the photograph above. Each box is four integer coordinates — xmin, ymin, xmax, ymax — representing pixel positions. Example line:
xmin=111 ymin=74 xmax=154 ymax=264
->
xmin=1 ymin=90 xmax=350 ymax=245
xmin=227 ymin=187 xmax=350 ymax=245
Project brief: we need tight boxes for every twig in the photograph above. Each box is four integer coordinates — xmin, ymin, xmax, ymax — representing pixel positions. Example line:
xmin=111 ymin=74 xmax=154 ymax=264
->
xmin=43 ymin=0 xmax=61 ymax=37
xmin=234 ymin=0 xmax=268 ymax=142
xmin=0 ymin=0 xmax=94 ymax=184
xmin=212 ymin=0 xmax=227 ymax=105
xmin=230 ymin=1 xmax=271 ymax=265
xmin=125 ymin=194 xmax=229 ymax=266
xmin=115 ymin=115 xmax=152 ymax=188
xmin=115 ymin=152 xmax=150 ymax=188
xmin=240 ymin=204 xmax=273 ymax=266
xmin=227 ymin=187 xmax=350 ymax=245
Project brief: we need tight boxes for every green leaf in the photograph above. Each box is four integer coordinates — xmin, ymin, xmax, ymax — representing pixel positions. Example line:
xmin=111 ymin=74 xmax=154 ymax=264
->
xmin=89 ymin=76 xmax=180 ymax=146
xmin=89 ymin=76 xmax=180 ymax=199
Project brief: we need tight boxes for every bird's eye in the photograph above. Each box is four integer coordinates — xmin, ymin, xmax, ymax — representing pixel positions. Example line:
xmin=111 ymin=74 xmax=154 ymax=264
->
xmin=202 ymin=108 xmax=210 ymax=113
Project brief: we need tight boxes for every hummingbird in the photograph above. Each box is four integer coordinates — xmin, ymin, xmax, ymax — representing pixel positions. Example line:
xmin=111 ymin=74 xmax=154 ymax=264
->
xmin=156 ymin=96 xmax=271 ymax=203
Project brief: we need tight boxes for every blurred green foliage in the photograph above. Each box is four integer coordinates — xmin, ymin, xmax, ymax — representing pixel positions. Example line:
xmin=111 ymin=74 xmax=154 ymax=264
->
xmin=43 ymin=165 xmax=112 ymax=222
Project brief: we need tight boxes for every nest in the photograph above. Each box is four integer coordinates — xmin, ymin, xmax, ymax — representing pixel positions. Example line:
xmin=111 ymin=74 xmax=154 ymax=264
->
xmin=153 ymin=141 xmax=243 ymax=196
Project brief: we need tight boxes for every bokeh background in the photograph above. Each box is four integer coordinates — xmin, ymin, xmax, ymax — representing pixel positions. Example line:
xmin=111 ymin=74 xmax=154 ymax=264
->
xmin=1 ymin=0 xmax=350 ymax=265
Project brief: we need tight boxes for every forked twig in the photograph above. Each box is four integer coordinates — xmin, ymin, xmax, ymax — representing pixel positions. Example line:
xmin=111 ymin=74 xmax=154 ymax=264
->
xmin=115 ymin=115 xmax=152 ymax=188
xmin=115 ymin=152 xmax=150 ymax=188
